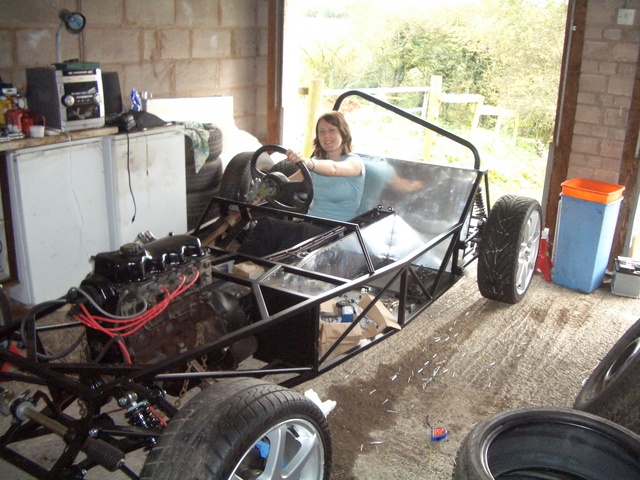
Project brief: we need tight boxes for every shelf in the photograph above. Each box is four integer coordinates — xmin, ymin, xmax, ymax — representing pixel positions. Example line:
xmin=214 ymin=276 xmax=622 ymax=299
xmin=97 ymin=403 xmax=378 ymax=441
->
xmin=0 ymin=126 xmax=118 ymax=152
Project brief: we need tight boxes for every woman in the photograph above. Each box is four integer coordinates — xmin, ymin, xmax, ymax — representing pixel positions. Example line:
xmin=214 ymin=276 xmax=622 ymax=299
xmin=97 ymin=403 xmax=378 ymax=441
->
xmin=239 ymin=112 xmax=365 ymax=256
xmin=286 ymin=111 xmax=365 ymax=221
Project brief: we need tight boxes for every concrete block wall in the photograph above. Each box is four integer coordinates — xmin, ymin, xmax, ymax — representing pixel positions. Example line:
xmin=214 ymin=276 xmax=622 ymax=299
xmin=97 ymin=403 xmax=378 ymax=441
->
xmin=570 ymin=0 xmax=640 ymax=184
xmin=0 ymin=0 xmax=268 ymax=140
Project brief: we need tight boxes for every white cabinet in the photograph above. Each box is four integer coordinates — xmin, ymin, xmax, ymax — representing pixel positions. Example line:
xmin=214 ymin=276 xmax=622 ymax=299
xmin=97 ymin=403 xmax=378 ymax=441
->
xmin=5 ymin=125 xmax=187 ymax=305
xmin=103 ymin=126 xmax=186 ymax=248
xmin=6 ymin=138 xmax=111 ymax=304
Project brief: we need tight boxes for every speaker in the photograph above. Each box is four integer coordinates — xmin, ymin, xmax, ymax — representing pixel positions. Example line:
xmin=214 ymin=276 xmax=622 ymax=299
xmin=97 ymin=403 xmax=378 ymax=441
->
xmin=101 ymin=71 xmax=123 ymax=117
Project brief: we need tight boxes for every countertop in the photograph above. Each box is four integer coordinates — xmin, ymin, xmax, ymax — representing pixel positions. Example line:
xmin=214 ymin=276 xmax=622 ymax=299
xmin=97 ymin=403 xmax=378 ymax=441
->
xmin=0 ymin=126 xmax=119 ymax=153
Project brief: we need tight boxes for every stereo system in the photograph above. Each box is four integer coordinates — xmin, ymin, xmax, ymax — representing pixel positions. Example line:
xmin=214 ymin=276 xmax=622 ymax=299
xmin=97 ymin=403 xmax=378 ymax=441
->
xmin=26 ymin=63 xmax=105 ymax=132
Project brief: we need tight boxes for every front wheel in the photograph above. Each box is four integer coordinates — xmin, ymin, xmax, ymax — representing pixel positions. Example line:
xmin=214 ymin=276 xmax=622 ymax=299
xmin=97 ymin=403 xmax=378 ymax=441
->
xmin=477 ymin=195 xmax=542 ymax=304
xmin=141 ymin=377 xmax=332 ymax=480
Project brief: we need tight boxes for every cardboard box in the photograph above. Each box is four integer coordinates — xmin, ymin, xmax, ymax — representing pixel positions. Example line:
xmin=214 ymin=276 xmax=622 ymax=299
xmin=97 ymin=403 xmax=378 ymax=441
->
xmin=319 ymin=320 xmax=361 ymax=360
xmin=233 ymin=261 xmax=265 ymax=279
xmin=320 ymin=295 xmax=401 ymax=340
xmin=358 ymin=293 xmax=401 ymax=338
xmin=320 ymin=300 xmax=339 ymax=316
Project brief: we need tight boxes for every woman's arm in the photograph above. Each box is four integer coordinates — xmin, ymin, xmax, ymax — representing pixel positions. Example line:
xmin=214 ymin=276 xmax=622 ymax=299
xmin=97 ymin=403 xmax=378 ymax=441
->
xmin=286 ymin=150 xmax=362 ymax=178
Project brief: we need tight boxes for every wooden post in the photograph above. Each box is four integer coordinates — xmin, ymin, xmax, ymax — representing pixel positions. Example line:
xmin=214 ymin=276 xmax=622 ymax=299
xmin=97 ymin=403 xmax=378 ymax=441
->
xmin=303 ymin=79 xmax=324 ymax=157
xmin=423 ymin=75 xmax=442 ymax=160
xmin=471 ymin=96 xmax=485 ymax=133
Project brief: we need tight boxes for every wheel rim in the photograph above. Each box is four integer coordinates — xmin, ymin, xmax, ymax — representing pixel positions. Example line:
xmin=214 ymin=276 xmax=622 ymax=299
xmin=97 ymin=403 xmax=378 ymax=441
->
xmin=516 ymin=209 xmax=541 ymax=295
xmin=231 ymin=418 xmax=324 ymax=480
xmin=601 ymin=338 xmax=640 ymax=391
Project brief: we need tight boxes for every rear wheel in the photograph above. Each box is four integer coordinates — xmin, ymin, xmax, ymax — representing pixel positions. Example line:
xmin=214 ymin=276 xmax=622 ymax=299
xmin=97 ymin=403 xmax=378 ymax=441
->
xmin=454 ymin=407 xmax=640 ymax=479
xmin=477 ymin=195 xmax=542 ymax=303
xmin=141 ymin=377 xmax=332 ymax=480
xmin=574 ymin=317 xmax=640 ymax=434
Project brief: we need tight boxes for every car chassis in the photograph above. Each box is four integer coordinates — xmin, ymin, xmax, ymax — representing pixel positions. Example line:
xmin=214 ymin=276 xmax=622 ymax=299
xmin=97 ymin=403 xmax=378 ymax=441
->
xmin=0 ymin=91 xmax=541 ymax=479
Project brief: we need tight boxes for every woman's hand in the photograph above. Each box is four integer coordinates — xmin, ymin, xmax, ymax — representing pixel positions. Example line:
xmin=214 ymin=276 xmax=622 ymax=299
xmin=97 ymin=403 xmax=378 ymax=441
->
xmin=285 ymin=150 xmax=310 ymax=181
xmin=286 ymin=150 xmax=309 ymax=166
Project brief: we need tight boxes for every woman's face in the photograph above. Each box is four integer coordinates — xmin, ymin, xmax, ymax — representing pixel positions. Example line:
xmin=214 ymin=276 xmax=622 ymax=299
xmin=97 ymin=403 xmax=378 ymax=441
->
xmin=317 ymin=118 xmax=343 ymax=159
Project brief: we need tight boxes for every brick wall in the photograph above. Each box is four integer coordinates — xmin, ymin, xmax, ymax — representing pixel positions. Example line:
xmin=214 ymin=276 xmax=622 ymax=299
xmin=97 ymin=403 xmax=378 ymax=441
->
xmin=569 ymin=0 xmax=640 ymax=184
xmin=0 ymin=0 xmax=268 ymax=140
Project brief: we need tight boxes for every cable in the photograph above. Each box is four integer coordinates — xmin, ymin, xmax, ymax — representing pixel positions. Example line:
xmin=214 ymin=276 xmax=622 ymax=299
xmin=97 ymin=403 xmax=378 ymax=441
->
xmin=126 ymin=133 xmax=137 ymax=223
xmin=74 ymin=269 xmax=200 ymax=363
xmin=18 ymin=299 xmax=82 ymax=361
xmin=71 ymin=287 xmax=148 ymax=320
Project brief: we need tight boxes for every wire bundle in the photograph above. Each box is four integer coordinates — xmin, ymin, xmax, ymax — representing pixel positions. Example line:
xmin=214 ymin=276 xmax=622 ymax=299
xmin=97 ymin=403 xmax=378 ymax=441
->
xmin=74 ymin=269 xmax=200 ymax=364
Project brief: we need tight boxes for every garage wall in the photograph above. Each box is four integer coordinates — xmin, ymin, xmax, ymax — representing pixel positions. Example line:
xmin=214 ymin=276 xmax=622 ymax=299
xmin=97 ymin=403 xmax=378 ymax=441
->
xmin=569 ymin=0 xmax=639 ymax=184
xmin=547 ymin=0 xmax=640 ymax=262
xmin=0 ymin=0 xmax=269 ymax=141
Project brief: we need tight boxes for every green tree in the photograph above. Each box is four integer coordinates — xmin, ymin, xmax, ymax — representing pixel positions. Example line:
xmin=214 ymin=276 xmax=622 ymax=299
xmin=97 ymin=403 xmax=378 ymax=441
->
xmin=295 ymin=0 xmax=567 ymax=142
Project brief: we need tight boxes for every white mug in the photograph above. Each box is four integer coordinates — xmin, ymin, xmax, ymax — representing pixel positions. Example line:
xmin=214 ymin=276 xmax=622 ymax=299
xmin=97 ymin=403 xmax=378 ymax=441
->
xmin=29 ymin=125 xmax=45 ymax=138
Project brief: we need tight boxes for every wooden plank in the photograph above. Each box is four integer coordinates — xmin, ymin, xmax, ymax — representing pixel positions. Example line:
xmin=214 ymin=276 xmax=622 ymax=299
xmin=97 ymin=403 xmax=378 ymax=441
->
xmin=303 ymin=79 xmax=323 ymax=157
xmin=440 ymin=93 xmax=484 ymax=104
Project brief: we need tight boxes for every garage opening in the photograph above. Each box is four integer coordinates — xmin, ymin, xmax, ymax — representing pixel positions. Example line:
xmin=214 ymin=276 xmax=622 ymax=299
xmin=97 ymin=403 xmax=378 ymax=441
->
xmin=280 ymin=0 xmax=569 ymax=205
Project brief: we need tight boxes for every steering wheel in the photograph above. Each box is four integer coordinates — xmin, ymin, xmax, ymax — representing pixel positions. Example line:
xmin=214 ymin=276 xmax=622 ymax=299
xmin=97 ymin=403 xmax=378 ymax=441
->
xmin=250 ymin=144 xmax=314 ymax=213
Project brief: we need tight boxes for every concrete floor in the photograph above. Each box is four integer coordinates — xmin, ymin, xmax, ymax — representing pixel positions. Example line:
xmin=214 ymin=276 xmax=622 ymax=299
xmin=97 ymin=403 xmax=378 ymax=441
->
xmin=1 ymin=265 xmax=639 ymax=479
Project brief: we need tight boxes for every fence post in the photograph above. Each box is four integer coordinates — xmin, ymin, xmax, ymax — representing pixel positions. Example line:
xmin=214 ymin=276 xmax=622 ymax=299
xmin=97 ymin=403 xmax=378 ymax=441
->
xmin=423 ymin=75 xmax=442 ymax=160
xmin=471 ymin=96 xmax=485 ymax=133
xmin=303 ymin=79 xmax=324 ymax=157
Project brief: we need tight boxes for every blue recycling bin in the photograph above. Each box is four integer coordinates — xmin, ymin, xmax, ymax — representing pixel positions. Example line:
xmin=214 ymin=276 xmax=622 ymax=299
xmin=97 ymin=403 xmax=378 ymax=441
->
xmin=553 ymin=178 xmax=625 ymax=293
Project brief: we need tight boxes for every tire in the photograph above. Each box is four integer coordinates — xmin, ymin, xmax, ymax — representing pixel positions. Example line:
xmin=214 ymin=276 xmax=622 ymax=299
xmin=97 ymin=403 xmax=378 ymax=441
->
xmin=269 ymin=159 xmax=298 ymax=177
xmin=219 ymin=152 xmax=254 ymax=202
xmin=185 ymin=124 xmax=223 ymax=167
xmin=454 ymin=407 xmax=640 ymax=479
xmin=574 ymin=317 xmax=640 ymax=434
xmin=141 ymin=377 xmax=332 ymax=480
xmin=186 ymin=188 xmax=220 ymax=231
xmin=218 ymin=151 xmax=273 ymax=202
xmin=205 ymin=124 xmax=224 ymax=159
xmin=185 ymin=155 xmax=223 ymax=194
xmin=477 ymin=195 xmax=542 ymax=304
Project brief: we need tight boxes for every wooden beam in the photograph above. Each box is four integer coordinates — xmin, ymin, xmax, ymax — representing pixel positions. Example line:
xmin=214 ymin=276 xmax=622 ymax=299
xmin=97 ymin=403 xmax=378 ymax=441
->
xmin=612 ymin=46 xmax=640 ymax=263
xmin=546 ymin=0 xmax=586 ymax=246
xmin=267 ymin=0 xmax=284 ymax=144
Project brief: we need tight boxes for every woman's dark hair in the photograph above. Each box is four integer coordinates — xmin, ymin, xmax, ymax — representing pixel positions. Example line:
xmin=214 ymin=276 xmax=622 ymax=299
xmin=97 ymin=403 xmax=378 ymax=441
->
xmin=311 ymin=111 xmax=353 ymax=158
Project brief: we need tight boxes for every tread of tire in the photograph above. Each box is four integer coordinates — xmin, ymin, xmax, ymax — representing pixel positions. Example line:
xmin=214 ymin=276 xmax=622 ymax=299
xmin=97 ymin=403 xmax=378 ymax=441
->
xmin=185 ymin=155 xmax=223 ymax=194
xmin=477 ymin=195 xmax=540 ymax=303
xmin=141 ymin=378 xmax=331 ymax=480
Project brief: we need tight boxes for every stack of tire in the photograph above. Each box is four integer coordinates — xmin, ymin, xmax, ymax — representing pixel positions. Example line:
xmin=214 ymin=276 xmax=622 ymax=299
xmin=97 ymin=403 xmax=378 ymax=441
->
xmin=185 ymin=124 xmax=224 ymax=231
xmin=454 ymin=318 xmax=640 ymax=479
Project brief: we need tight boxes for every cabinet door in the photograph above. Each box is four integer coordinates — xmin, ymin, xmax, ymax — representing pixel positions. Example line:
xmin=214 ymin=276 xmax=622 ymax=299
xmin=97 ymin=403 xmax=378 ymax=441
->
xmin=104 ymin=126 xmax=187 ymax=248
xmin=7 ymin=138 xmax=111 ymax=304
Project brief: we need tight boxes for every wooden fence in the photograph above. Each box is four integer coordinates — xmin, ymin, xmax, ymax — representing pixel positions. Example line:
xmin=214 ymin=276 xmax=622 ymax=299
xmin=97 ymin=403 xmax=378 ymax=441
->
xmin=298 ymin=76 xmax=518 ymax=157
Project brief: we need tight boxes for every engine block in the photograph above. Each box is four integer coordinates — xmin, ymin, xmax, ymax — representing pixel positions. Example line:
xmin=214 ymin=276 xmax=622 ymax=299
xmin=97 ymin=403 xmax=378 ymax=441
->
xmin=75 ymin=235 xmax=251 ymax=371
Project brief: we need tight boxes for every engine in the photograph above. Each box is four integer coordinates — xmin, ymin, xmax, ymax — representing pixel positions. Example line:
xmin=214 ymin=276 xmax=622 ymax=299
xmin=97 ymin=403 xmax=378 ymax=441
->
xmin=72 ymin=234 xmax=256 ymax=387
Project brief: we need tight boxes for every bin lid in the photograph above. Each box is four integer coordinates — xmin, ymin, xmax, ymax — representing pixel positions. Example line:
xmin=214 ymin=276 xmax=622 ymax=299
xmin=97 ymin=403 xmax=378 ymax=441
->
xmin=561 ymin=178 xmax=624 ymax=204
